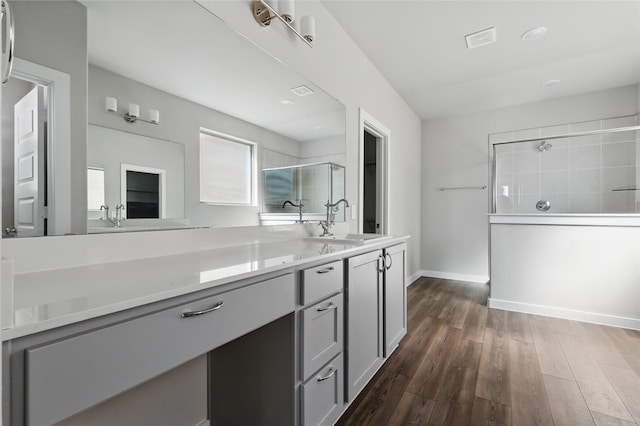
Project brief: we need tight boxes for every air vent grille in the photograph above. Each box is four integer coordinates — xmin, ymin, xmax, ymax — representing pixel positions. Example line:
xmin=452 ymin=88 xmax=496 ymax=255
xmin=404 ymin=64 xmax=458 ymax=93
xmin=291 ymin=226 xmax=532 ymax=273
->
xmin=290 ymin=85 xmax=314 ymax=97
xmin=465 ymin=27 xmax=497 ymax=49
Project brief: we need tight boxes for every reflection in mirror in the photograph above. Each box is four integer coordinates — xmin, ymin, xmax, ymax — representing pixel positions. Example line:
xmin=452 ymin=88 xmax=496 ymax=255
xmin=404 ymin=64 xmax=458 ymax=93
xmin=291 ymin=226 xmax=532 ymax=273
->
xmin=262 ymin=162 xmax=345 ymax=224
xmin=2 ymin=0 xmax=346 ymax=237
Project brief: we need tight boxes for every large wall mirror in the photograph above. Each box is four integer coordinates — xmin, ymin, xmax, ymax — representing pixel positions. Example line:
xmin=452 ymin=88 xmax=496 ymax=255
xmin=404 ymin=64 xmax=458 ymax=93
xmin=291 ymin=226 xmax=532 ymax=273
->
xmin=1 ymin=0 xmax=346 ymax=238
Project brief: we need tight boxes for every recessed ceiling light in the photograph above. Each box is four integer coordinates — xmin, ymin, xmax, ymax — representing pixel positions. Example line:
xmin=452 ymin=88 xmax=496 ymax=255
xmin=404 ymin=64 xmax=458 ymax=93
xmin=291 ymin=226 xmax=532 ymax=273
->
xmin=465 ymin=27 xmax=497 ymax=49
xmin=522 ymin=27 xmax=548 ymax=42
xmin=280 ymin=99 xmax=295 ymax=105
xmin=542 ymin=79 xmax=560 ymax=87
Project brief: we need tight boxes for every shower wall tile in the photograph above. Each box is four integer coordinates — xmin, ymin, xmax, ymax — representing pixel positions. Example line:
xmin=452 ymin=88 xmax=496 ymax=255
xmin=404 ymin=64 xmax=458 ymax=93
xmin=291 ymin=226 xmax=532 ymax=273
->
xmin=513 ymin=128 xmax=541 ymax=152
xmin=602 ymin=115 xmax=637 ymax=129
xmin=570 ymin=120 xmax=601 ymax=146
xmin=514 ymin=194 xmax=541 ymax=213
xmin=570 ymin=168 xmax=601 ymax=193
xmin=570 ymin=145 xmax=601 ymax=169
xmin=602 ymin=142 xmax=636 ymax=167
xmin=541 ymin=126 xmax=570 ymax=148
xmin=603 ymin=192 xmax=634 ymax=213
xmin=603 ymin=166 xmax=635 ymax=192
xmin=514 ymin=172 xmax=540 ymax=194
xmin=570 ymin=193 xmax=601 ymax=213
xmin=540 ymin=193 xmax=570 ymax=213
xmin=514 ymin=151 xmax=540 ymax=173
xmin=496 ymin=195 xmax=514 ymax=213
xmin=541 ymin=147 xmax=569 ymax=171
xmin=496 ymin=152 xmax=514 ymax=174
xmin=496 ymin=174 xmax=514 ymax=195
xmin=494 ymin=143 xmax=514 ymax=155
xmin=541 ymin=170 xmax=569 ymax=193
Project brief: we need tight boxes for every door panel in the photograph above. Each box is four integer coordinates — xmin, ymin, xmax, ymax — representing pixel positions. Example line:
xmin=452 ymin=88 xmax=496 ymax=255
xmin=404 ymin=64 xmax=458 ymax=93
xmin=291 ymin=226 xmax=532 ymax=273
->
xmin=14 ymin=86 xmax=45 ymax=237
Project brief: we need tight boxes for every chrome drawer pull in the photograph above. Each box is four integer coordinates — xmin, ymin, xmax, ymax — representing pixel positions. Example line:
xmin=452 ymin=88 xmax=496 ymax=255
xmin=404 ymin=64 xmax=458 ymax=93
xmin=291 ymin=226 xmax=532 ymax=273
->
xmin=316 ymin=266 xmax=335 ymax=274
xmin=181 ymin=300 xmax=224 ymax=318
xmin=317 ymin=367 xmax=336 ymax=382
xmin=316 ymin=302 xmax=336 ymax=312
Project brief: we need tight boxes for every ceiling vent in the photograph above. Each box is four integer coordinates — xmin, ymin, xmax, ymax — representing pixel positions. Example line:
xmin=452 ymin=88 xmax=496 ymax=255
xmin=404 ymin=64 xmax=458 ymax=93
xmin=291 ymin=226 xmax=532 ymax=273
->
xmin=290 ymin=85 xmax=314 ymax=97
xmin=465 ymin=27 xmax=497 ymax=49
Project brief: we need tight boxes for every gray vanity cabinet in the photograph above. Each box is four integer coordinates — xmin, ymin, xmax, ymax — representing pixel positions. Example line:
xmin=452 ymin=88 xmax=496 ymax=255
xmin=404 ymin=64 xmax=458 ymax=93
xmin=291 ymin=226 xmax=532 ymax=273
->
xmin=6 ymin=273 xmax=295 ymax=426
xmin=299 ymin=260 xmax=345 ymax=426
xmin=345 ymin=243 xmax=407 ymax=402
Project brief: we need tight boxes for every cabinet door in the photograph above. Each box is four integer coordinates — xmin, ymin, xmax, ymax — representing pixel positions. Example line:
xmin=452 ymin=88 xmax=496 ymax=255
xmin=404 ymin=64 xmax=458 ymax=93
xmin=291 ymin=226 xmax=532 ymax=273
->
xmin=302 ymin=354 xmax=344 ymax=426
xmin=384 ymin=243 xmax=407 ymax=357
xmin=346 ymin=249 xmax=383 ymax=401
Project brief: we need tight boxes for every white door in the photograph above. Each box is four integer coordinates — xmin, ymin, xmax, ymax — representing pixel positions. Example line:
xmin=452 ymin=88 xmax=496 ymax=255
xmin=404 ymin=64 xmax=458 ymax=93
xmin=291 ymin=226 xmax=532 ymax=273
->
xmin=14 ymin=86 xmax=46 ymax=237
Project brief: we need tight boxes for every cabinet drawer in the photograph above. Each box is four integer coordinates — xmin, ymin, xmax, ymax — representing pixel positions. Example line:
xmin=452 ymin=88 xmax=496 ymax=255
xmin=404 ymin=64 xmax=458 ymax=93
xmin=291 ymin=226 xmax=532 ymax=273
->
xmin=302 ymin=354 xmax=344 ymax=426
xmin=25 ymin=273 xmax=294 ymax=426
xmin=302 ymin=293 xmax=343 ymax=380
xmin=301 ymin=260 xmax=343 ymax=305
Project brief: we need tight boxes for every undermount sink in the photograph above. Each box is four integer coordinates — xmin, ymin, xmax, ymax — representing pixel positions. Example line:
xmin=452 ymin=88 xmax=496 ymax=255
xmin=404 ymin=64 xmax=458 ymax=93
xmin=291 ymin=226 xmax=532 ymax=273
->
xmin=305 ymin=233 xmax=392 ymax=245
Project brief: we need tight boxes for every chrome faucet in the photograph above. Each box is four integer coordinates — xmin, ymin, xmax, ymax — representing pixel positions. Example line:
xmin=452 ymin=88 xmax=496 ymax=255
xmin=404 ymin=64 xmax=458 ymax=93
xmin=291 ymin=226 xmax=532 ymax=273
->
xmin=282 ymin=199 xmax=306 ymax=223
xmin=319 ymin=198 xmax=349 ymax=237
xmin=100 ymin=204 xmax=125 ymax=227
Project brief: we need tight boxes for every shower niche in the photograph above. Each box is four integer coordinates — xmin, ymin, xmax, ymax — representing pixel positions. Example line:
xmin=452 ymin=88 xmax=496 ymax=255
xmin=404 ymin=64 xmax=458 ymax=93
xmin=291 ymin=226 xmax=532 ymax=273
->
xmin=261 ymin=162 xmax=345 ymax=224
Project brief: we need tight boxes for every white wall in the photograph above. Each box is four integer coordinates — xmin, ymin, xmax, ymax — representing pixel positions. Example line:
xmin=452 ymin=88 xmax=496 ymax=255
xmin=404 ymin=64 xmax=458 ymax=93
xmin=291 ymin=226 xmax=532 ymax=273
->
xmin=421 ymin=84 xmax=640 ymax=282
xmin=201 ymin=1 xmax=423 ymax=280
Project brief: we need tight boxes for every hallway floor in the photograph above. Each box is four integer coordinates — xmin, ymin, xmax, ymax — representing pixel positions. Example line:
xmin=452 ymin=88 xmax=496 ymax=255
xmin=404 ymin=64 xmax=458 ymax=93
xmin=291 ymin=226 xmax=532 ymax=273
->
xmin=337 ymin=277 xmax=640 ymax=425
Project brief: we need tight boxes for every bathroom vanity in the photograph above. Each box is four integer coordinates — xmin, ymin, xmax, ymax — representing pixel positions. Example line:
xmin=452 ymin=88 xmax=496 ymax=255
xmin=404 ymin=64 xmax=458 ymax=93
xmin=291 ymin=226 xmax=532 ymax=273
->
xmin=2 ymin=234 xmax=407 ymax=426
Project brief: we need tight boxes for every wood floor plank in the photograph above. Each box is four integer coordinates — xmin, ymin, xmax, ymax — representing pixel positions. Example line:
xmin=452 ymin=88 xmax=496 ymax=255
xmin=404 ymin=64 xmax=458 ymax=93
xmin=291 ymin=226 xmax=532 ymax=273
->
xmin=623 ymin=328 xmax=640 ymax=339
xmin=426 ymin=339 xmax=483 ymax=426
xmin=336 ymin=370 xmax=409 ymax=426
xmin=591 ymin=411 xmax=638 ymax=426
xmin=437 ymin=296 xmax=471 ymax=329
xmin=506 ymin=311 xmax=533 ymax=343
xmin=476 ymin=327 xmax=511 ymax=406
xmin=486 ymin=308 xmax=508 ymax=333
xmin=600 ymin=364 xmax=640 ymax=424
xmin=509 ymin=339 xmax=554 ymax=426
xmin=386 ymin=392 xmax=435 ymax=426
xmin=405 ymin=324 xmax=461 ymax=399
xmin=579 ymin=322 xmax=631 ymax=369
xmin=461 ymin=302 xmax=488 ymax=343
xmin=557 ymin=333 xmax=634 ymax=422
xmin=543 ymin=374 xmax=595 ymax=425
xmin=621 ymin=354 xmax=640 ymax=378
xmin=550 ymin=317 xmax=585 ymax=337
xmin=384 ymin=317 xmax=435 ymax=378
xmin=605 ymin=326 xmax=640 ymax=357
xmin=529 ymin=318 xmax=574 ymax=380
xmin=470 ymin=397 xmax=512 ymax=426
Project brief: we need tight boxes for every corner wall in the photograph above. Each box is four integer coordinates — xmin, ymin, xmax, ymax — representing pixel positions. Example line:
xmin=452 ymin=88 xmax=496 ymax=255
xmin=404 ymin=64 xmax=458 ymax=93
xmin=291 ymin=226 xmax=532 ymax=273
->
xmin=421 ymin=85 xmax=639 ymax=282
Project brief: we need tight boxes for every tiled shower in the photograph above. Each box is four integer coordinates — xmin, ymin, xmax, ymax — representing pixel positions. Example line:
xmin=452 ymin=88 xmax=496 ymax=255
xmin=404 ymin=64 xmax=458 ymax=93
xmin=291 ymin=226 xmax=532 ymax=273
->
xmin=491 ymin=115 xmax=639 ymax=214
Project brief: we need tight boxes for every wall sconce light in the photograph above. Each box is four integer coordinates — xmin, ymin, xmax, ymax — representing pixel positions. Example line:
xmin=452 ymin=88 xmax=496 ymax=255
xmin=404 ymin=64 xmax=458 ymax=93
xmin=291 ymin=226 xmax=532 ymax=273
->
xmin=252 ymin=0 xmax=315 ymax=47
xmin=105 ymin=97 xmax=159 ymax=125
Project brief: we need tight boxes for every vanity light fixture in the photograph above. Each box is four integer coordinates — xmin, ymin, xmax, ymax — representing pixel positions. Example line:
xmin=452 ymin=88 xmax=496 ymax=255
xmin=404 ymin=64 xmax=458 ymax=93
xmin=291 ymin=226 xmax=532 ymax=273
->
xmin=105 ymin=97 xmax=159 ymax=125
xmin=252 ymin=0 xmax=315 ymax=47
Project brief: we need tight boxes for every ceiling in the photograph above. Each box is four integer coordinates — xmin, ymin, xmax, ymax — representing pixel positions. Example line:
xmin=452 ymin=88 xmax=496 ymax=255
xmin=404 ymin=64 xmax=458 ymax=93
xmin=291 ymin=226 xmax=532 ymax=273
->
xmin=82 ymin=1 xmax=344 ymax=142
xmin=322 ymin=1 xmax=640 ymax=120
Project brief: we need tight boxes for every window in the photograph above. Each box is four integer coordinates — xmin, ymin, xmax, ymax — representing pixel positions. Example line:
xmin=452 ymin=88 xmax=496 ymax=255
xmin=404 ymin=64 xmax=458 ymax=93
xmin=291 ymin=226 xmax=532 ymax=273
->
xmin=199 ymin=129 xmax=256 ymax=205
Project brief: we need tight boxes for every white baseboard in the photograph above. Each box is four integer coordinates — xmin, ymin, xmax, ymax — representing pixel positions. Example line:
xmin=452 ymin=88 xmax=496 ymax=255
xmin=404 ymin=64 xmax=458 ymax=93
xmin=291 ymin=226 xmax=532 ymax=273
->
xmin=488 ymin=298 xmax=640 ymax=331
xmin=407 ymin=271 xmax=422 ymax=286
xmin=420 ymin=270 xmax=489 ymax=284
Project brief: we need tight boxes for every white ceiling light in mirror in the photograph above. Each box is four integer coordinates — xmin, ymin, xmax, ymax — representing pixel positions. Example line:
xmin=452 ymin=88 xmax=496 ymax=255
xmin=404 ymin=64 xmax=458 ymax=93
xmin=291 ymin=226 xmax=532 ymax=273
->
xmin=522 ymin=26 xmax=548 ymax=42
xmin=253 ymin=0 xmax=316 ymax=47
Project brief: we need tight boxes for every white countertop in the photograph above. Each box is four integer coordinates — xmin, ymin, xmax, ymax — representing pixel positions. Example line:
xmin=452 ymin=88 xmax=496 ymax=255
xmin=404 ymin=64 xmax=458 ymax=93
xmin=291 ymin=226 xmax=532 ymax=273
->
xmin=2 ymin=237 xmax=407 ymax=341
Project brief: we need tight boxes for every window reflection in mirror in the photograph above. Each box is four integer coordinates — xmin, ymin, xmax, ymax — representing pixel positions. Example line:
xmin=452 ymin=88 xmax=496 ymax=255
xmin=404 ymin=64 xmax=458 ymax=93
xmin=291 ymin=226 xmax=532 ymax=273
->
xmin=87 ymin=167 xmax=105 ymax=220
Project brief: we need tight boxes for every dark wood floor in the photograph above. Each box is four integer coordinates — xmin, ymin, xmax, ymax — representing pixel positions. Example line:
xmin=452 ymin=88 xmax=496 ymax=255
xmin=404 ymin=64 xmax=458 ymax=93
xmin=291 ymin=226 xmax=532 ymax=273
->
xmin=336 ymin=277 xmax=640 ymax=426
